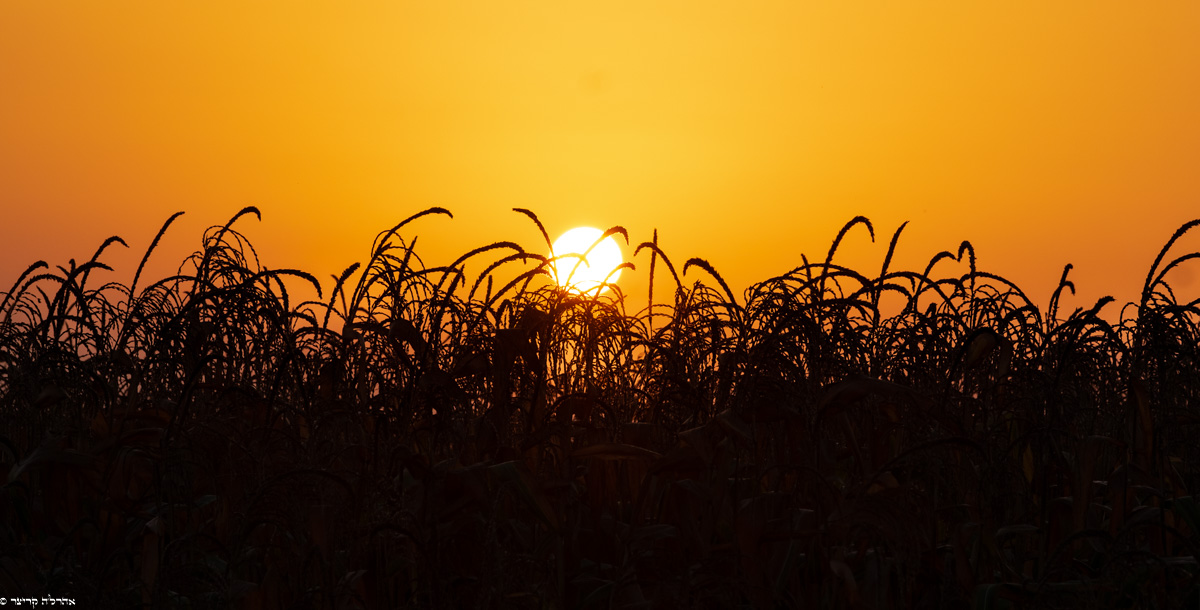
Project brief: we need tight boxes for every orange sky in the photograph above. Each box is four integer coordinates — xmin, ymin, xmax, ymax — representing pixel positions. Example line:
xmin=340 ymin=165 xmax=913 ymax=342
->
xmin=3 ymin=2 xmax=1199 ymax=317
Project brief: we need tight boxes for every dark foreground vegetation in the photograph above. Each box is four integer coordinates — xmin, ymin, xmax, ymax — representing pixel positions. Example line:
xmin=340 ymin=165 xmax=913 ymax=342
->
xmin=2 ymin=207 xmax=1200 ymax=609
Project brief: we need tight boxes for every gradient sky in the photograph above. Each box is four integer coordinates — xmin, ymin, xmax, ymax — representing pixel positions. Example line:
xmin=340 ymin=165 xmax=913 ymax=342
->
xmin=3 ymin=1 xmax=1199 ymax=316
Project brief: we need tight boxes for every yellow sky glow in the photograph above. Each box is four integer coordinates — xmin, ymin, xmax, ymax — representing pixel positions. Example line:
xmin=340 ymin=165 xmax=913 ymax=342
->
xmin=3 ymin=1 xmax=1199 ymax=314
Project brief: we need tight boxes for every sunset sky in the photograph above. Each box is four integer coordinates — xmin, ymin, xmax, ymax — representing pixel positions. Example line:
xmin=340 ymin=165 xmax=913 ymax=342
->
xmin=3 ymin=2 xmax=1199 ymax=315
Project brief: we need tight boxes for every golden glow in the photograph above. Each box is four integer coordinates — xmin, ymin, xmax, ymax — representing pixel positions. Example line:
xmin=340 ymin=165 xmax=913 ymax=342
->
xmin=1 ymin=2 xmax=1199 ymax=312
xmin=549 ymin=227 xmax=624 ymax=295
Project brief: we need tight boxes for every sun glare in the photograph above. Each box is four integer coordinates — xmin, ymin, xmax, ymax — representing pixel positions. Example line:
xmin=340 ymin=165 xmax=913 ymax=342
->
xmin=549 ymin=227 xmax=623 ymax=294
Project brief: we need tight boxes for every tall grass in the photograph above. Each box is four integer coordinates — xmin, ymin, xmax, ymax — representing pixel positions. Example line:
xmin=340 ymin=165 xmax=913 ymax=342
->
xmin=1 ymin=207 xmax=1199 ymax=609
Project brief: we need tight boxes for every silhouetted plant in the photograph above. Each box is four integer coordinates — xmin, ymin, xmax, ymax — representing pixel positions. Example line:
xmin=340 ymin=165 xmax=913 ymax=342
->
xmin=1 ymin=208 xmax=1198 ymax=609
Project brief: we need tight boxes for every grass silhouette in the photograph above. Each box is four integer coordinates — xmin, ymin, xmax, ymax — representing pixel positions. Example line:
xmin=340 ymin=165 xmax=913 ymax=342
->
xmin=2 ymin=207 xmax=1199 ymax=608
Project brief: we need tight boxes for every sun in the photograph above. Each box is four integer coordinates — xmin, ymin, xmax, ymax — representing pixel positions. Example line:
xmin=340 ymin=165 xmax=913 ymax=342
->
xmin=549 ymin=227 xmax=624 ymax=294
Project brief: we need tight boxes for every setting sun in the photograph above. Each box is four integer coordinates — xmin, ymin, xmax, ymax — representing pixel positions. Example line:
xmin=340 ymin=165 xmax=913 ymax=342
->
xmin=4 ymin=2 xmax=1200 ymax=604
xmin=549 ymin=226 xmax=623 ymax=294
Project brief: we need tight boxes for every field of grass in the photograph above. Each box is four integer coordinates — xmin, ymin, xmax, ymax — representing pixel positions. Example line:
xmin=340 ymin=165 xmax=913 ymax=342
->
xmin=2 ymin=207 xmax=1199 ymax=609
